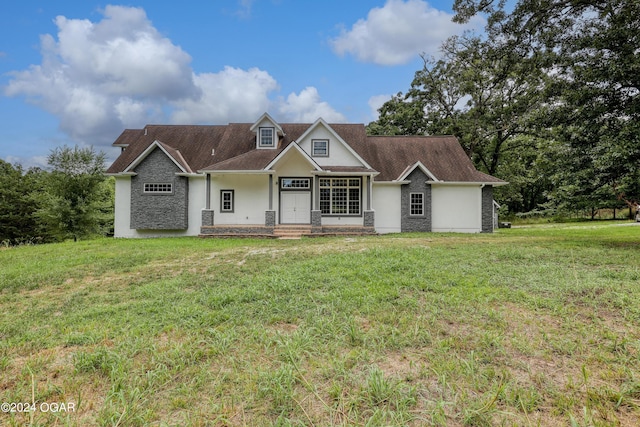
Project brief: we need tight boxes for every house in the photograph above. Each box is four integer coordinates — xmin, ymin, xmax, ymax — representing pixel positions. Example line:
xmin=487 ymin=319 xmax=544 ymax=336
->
xmin=105 ymin=113 xmax=506 ymax=237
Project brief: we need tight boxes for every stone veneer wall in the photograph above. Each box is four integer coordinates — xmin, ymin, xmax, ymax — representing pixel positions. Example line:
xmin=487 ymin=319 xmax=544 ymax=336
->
xmin=311 ymin=210 xmax=322 ymax=233
xmin=131 ymin=148 xmax=188 ymax=230
xmin=265 ymin=210 xmax=276 ymax=227
xmin=364 ymin=210 xmax=375 ymax=227
xmin=202 ymin=210 xmax=215 ymax=227
xmin=400 ymin=168 xmax=431 ymax=232
xmin=200 ymin=226 xmax=274 ymax=235
xmin=481 ymin=185 xmax=494 ymax=233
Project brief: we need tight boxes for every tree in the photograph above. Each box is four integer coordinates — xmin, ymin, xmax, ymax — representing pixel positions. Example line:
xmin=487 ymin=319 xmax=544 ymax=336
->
xmin=36 ymin=146 xmax=110 ymax=241
xmin=367 ymin=31 xmax=554 ymax=215
xmin=0 ymin=160 xmax=44 ymax=244
xmin=453 ymin=0 xmax=640 ymax=210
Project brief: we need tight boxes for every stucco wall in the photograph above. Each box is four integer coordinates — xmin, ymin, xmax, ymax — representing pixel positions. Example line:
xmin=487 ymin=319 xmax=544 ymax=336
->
xmin=431 ymin=185 xmax=482 ymax=233
xmin=211 ymin=174 xmax=270 ymax=225
xmin=298 ymin=125 xmax=363 ymax=167
xmin=372 ymin=184 xmax=401 ymax=234
xmin=114 ymin=176 xmax=132 ymax=237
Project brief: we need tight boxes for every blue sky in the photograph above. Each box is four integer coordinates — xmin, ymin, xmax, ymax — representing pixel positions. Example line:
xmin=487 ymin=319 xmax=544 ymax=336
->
xmin=0 ymin=0 xmax=484 ymax=166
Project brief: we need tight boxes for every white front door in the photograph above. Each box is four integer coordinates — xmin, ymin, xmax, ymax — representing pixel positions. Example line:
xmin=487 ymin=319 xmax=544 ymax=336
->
xmin=281 ymin=192 xmax=311 ymax=224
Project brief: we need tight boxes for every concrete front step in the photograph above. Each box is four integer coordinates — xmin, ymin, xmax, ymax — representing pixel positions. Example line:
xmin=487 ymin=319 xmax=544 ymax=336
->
xmin=273 ymin=225 xmax=312 ymax=239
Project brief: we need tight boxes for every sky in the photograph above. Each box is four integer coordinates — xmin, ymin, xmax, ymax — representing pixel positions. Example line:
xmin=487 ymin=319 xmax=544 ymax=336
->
xmin=0 ymin=0 xmax=485 ymax=167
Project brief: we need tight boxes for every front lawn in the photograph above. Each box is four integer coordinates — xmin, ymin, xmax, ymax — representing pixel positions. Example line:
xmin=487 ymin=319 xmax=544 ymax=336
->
xmin=1 ymin=223 xmax=639 ymax=426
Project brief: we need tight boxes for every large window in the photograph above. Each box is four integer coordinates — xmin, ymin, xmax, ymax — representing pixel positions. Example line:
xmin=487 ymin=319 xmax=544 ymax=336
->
xmin=410 ymin=192 xmax=424 ymax=216
xmin=144 ymin=183 xmax=172 ymax=193
xmin=220 ymin=190 xmax=234 ymax=212
xmin=319 ymin=178 xmax=361 ymax=215
xmin=259 ymin=127 xmax=274 ymax=147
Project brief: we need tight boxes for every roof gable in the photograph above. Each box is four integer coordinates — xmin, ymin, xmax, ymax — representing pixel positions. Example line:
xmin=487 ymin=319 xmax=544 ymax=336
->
xmin=249 ymin=112 xmax=284 ymax=135
xmin=296 ymin=118 xmax=373 ymax=169
xmin=264 ymin=142 xmax=322 ymax=171
xmin=397 ymin=161 xmax=439 ymax=182
xmin=124 ymin=140 xmax=192 ymax=174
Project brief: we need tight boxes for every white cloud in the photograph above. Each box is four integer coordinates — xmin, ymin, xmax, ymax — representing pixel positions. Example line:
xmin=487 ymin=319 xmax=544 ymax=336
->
xmin=330 ymin=0 xmax=484 ymax=65
xmin=368 ymin=94 xmax=392 ymax=120
xmin=4 ymin=5 xmax=343 ymax=149
xmin=171 ymin=67 xmax=278 ymax=124
xmin=4 ymin=5 xmax=198 ymax=145
xmin=277 ymin=87 xmax=346 ymax=123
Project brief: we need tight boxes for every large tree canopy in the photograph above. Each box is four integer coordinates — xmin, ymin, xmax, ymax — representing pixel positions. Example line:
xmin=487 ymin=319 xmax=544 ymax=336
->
xmin=453 ymin=0 xmax=640 ymax=209
xmin=367 ymin=31 xmax=552 ymax=213
xmin=369 ymin=0 xmax=639 ymax=214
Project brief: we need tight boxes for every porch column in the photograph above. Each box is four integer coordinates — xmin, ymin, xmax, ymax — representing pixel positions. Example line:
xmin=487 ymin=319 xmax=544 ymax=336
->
xmin=311 ymin=175 xmax=322 ymax=233
xmin=366 ymin=175 xmax=372 ymax=211
xmin=201 ymin=173 xmax=215 ymax=227
xmin=269 ymin=174 xmax=273 ymax=210
xmin=205 ymin=173 xmax=211 ymax=210
xmin=313 ymin=175 xmax=320 ymax=210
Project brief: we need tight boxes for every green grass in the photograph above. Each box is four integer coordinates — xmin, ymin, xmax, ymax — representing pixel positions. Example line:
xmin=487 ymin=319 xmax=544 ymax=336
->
xmin=1 ymin=223 xmax=640 ymax=426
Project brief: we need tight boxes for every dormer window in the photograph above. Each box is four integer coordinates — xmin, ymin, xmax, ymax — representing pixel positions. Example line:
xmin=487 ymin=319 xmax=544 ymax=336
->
xmin=251 ymin=113 xmax=283 ymax=149
xmin=259 ymin=127 xmax=275 ymax=148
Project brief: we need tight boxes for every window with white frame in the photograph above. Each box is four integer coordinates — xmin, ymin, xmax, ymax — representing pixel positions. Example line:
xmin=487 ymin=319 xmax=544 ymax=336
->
xmin=144 ymin=183 xmax=172 ymax=193
xmin=410 ymin=192 xmax=424 ymax=216
xmin=281 ymin=178 xmax=311 ymax=189
xmin=312 ymin=139 xmax=329 ymax=157
xmin=259 ymin=127 xmax=274 ymax=147
xmin=319 ymin=177 xmax=361 ymax=215
xmin=220 ymin=190 xmax=234 ymax=212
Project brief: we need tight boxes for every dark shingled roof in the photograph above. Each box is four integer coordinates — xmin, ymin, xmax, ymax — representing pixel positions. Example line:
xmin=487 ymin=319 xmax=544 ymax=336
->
xmin=363 ymin=136 xmax=505 ymax=183
xmin=106 ymin=125 xmax=226 ymax=174
xmin=106 ymin=122 xmax=505 ymax=184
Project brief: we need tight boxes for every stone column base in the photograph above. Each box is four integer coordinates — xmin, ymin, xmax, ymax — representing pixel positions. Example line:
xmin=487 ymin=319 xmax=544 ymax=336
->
xmin=202 ymin=209 xmax=215 ymax=226
xmin=364 ymin=210 xmax=375 ymax=228
xmin=265 ymin=210 xmax=276 ymax=227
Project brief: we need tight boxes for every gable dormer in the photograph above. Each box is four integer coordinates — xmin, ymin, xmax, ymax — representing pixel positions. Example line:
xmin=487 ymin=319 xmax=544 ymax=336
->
xmin=250 ymin=112 xmax=284 ymax=149
xmin=297 ymin=118 xmax=373 ymax=168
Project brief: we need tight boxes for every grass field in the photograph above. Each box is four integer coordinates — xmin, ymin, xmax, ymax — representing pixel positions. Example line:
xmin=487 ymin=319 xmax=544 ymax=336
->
xmin=1 ymin=223 xmax=640 ymax=426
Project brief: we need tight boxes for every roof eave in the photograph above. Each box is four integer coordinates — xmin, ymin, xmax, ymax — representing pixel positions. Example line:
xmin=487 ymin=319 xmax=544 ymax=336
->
xmin=312 ymin=170 xmax=380 ymax=177
xmin=104 ymin=172 xmax=137 ymax=177
xmin=201 ymin=170 xmax=276 ymax=175
xmin=428 ymin=181 xmax=509 ymax=186
xmin=176 ymin=172 xmax=205 ymax=177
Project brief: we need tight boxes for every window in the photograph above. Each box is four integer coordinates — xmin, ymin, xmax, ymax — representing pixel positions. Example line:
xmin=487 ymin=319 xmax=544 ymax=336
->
xmin=410 ymin=192 xmax=424 ymax=216
xmin=220 ymin=190 xmax=234 ymax=212
xmin=319 ymin=177 xmax=361 ymax=215
xmin=144 ymin=183 xmax=172 ymax=193
xmin=281 ymin=178 xmax=311 ymax=189
xmin=312 ymin=139 xmax=329 ymax=157
xmin=259 ymin=127 xmax=274 ymax=147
